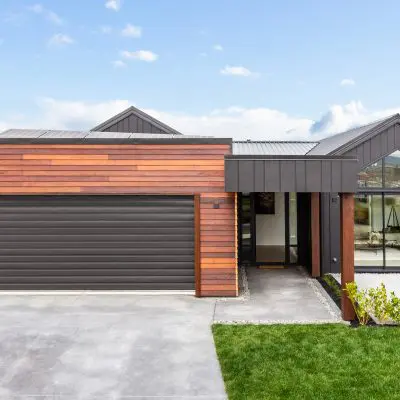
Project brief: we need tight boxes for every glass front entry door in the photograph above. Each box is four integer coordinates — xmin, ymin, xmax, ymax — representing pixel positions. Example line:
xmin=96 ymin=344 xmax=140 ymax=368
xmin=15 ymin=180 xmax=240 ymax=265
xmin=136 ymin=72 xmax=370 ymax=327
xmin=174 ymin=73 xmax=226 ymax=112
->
xmin=238 ymin=192 xmax=298 ymax=266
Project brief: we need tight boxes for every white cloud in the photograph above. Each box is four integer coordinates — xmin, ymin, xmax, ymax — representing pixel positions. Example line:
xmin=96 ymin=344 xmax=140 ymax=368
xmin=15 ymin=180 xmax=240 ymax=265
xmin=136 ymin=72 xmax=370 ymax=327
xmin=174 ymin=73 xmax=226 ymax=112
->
xmin=1 ymin=99 xmax=400 ymax=142
xmin=220 ymin=65 xmax=257 ymax=77
xmin=213 ymin=44 xmax=223 ymax=51
xmin=48 ymin=34 xmax=74 ymax=46
xmin=29 ymin=4 xmax=63 ymax=25
xmin=105 ymin=0 xmax=121 ymax=11
xmin=121 ymin=24 xmax=142 ymax=38
xmin=112 ymin=60 xmax=127 ymax=68
xmin=100 ymin=25 xmax=112 ymax=34
xmin=121 ymin=50 xmax=158 ymax=62
xmin=340 ymin=78 xmax=355 ymax=86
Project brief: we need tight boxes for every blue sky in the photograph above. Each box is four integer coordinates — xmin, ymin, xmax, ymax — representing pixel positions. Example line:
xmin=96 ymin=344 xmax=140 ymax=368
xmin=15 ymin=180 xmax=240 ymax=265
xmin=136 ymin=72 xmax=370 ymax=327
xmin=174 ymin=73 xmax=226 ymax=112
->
xmin=1 ymin=0 xmax=400 ymax=140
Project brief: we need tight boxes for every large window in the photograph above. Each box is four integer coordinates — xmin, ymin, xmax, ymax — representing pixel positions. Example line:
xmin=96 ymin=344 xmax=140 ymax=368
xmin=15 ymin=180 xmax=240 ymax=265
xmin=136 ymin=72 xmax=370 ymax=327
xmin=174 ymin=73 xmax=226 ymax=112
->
xmin=358 ymin=151 xmax=400 ymax=188
xmin=384 ymin=195 xmax=400 ymax=267
xmin=384 ymin=151 xmax=400 ymax=188
xmin=358 ymin=160 xmax=383 ymax=188
xmin=355 ymin=193 xmax=400 ymax=268
xmin=355 ymin=194 xmax=384 ymax=267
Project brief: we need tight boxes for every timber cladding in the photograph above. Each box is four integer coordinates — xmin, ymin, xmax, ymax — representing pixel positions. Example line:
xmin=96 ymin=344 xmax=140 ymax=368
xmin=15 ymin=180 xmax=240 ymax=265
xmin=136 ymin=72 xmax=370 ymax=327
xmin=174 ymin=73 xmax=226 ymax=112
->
xmin=0 ymin=143 xmax=237 ymax=297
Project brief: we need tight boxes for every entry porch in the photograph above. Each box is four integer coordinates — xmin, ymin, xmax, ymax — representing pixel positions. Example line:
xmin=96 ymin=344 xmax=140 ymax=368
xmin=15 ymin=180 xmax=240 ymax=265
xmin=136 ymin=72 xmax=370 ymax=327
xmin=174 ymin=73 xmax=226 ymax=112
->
xmin=225 ymin=154 xmax=360 ymax=320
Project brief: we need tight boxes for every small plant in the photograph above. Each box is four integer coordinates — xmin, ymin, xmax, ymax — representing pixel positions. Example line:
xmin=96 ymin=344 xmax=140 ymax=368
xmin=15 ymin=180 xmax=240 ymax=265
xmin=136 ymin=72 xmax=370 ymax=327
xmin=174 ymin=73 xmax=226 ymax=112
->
xmin=345 ymin=282 xmax=372 ymax=325
xmin=368 ymin=283 xmax=390 ymax=322
xmin=346 ymin=281 xmax=400 ymax=325
xmin=388 ymin=295 xmax=400 ymax=323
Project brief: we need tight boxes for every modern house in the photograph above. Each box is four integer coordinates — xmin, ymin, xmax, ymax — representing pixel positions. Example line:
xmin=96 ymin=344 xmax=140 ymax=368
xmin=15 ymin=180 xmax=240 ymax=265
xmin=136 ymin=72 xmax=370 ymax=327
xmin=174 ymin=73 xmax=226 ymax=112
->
xmin=1 ymin=106 xmax=400 ymax=320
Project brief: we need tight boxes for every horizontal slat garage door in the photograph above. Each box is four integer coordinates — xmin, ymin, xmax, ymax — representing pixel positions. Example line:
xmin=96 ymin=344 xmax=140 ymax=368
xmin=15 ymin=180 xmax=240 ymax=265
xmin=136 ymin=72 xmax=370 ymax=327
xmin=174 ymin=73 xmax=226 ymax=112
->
xmin=0 ymin=196 xmax=195 ymax=290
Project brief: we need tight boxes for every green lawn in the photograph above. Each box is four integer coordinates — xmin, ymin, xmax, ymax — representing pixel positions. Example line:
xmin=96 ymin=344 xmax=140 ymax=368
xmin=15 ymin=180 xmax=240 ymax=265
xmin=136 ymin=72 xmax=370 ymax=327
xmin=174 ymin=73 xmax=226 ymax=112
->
xmin=212 ymin=324 xmax=400 ymax=400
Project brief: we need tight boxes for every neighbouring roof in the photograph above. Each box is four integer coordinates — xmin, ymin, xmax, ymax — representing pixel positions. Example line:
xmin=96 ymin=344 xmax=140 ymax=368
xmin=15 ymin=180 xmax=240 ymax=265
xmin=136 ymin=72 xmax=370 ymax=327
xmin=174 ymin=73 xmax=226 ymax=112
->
xmin=233 ymin=141 xmax=318 ymax=156
xmin=91 ymin=106 xmax=182 ymax=135
xmin=0 ymin=129 xmax=231 ymax=144
xmin=308 ymin=114 xmax=400 ymax=155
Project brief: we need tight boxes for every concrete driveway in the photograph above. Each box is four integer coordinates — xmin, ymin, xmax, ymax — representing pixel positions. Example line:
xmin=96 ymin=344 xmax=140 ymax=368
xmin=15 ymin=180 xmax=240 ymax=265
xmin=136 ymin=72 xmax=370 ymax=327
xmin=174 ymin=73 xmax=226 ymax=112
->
xmin=0 ymin=294 xmax=227 ymax=400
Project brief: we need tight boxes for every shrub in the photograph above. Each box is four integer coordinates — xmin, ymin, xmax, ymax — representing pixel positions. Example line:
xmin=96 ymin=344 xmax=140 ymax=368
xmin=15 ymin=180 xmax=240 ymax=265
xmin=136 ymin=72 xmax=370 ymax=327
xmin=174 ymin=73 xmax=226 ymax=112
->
xmin=345 ymin=281 xmax=400 ymax=325
xmin=345 ymin=282 xmax=372 ymax=325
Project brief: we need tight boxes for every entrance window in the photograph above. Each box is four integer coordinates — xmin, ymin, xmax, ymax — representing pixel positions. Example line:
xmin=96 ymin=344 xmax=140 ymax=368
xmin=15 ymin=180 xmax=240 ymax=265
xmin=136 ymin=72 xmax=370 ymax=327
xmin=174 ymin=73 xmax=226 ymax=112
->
xmin=256 ymin=192 xmax=285 ymax=263
xmin=239 ymin=193 xmax=253 ymax=265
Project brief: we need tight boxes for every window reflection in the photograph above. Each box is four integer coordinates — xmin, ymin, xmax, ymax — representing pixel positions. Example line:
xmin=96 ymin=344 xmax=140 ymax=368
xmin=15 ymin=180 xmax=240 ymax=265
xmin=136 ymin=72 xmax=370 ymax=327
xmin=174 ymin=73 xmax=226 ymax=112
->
xmin=384 ymin=151 xmax=400 ymax=188
xmin=357 ymin=161 xmax=383 ymax=188
xmin=384 ymin=195 xmax=400 ymax=267
xmin=354 ymin=194 xmax=384 ymax=267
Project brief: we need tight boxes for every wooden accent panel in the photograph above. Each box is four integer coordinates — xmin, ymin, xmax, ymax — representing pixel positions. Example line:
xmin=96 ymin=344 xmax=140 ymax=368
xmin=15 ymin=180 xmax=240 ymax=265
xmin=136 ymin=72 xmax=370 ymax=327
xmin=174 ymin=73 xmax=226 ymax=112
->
xmin=340 ymin=193 xmax=356 ymax=321
xmin=0 ymin=144 xmax=237 ymax=297
xmin=0 ymin=145 xmax=229 ymax=194
xmin=199 ymin=193 xmax=237 ymax=297
xmin=311 ymin=192 xmax=321 ymax=277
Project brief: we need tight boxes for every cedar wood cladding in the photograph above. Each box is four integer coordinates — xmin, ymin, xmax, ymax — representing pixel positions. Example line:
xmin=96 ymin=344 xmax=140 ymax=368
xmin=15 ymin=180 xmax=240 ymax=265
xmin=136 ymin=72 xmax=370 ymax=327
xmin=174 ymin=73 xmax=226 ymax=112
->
xmin=0 ymin=143 xmax=236 ymax=297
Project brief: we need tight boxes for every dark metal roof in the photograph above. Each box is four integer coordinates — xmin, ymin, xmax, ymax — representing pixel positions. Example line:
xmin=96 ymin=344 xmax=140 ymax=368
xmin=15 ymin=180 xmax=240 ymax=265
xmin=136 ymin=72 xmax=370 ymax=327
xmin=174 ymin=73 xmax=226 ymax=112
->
xmin=91 ymin=106 xmax=182 ymax=135
xmin=308 ymin=114 xmax=400 ymax=155
xmin=0 ymin=129 xmax=232 ymax=144
xmin=233 ymin=141 xmax=318 ymax=155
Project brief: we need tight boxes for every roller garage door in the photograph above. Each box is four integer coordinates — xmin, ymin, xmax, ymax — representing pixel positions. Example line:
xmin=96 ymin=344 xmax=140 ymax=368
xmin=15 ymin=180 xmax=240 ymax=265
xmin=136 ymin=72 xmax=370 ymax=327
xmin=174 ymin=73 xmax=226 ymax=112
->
xmin=0 ymin=196 xmax=195 ymax=290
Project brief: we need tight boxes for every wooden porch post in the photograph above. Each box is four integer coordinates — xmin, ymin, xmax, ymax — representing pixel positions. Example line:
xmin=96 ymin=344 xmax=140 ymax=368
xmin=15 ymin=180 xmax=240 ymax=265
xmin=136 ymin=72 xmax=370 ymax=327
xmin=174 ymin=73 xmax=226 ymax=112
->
xmin=340 ymin=193 xmax=355 ymax=321
xmin=311 ymin=193 xmax=321 ymax=277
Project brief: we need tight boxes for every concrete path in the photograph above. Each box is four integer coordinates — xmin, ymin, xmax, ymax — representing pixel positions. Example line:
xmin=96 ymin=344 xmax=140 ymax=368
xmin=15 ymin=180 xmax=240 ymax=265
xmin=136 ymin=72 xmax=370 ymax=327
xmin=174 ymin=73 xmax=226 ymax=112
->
xmin=0 ymin=294 xmax=226 ymax=400
xmin=214 ymin=267 xmax=342 ymax=323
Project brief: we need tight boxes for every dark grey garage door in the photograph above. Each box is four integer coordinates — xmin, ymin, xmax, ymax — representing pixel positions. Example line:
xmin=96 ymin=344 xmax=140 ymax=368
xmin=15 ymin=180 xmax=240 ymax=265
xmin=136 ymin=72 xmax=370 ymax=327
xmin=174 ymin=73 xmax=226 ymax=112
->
xmin=0 ymin=196 xmax=195 ymax=290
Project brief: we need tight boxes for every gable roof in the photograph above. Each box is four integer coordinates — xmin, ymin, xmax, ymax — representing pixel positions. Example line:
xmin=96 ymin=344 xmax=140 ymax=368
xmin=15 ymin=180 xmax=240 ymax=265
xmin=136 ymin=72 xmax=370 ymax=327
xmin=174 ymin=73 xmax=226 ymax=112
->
xmin=233 ymin=141 xmax=318 ymax=155
xmin=91 ymin=105 xmax=182 ymax=135
xmin=308 ymin=114 xmax=400 ymax=155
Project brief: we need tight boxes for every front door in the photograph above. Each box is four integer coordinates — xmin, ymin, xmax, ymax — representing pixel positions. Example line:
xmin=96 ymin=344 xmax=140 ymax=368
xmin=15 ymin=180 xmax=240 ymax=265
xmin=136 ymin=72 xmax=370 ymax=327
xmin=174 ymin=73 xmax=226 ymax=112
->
xmin=238 ymin=192 xmax=298 ymax=266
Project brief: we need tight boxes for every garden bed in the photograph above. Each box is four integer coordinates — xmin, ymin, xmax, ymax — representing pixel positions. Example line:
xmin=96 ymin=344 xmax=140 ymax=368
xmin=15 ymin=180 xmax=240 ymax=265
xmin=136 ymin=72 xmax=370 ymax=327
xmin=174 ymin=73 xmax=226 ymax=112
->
xmin=318 ymin=274 xmax=341 ymax=309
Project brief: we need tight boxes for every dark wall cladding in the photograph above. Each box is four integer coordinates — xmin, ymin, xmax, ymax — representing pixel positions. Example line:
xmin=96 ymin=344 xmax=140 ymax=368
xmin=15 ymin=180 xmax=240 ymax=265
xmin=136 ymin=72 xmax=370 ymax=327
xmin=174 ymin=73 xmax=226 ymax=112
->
xmin=321 ymin=123 xmax=400 ymax=275
xmin=343 ymin=124 xmax=400 ymax=169
xmin=225 ymin=157 xmax=359 ymax=193
xmin=105 ymin=114 xmax=165 ymax=134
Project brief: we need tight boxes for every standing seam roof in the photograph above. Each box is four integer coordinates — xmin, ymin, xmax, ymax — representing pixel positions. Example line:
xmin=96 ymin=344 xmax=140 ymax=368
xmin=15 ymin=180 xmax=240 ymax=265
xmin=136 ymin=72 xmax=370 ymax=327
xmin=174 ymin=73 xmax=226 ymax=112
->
xmin=232 ymin=141 xmax=319 ymax=155
xmin=307 ymin=115 xmax=399 ymax=155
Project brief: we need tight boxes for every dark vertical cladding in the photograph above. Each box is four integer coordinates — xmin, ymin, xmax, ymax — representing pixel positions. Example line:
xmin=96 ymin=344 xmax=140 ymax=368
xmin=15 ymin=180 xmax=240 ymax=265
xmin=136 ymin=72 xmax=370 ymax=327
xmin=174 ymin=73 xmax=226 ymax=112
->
xmin=342 ymin=124 xmax=400 ymax=170
xmin=320 ymin=194 xmax=341 ymax=274
xmin=225 ymin=157 xmax=358 ymax=193
xmin=106 ymin=114 xmax=165 ymax=134
xmin=92 ymin=106 xmax=182 ymax=134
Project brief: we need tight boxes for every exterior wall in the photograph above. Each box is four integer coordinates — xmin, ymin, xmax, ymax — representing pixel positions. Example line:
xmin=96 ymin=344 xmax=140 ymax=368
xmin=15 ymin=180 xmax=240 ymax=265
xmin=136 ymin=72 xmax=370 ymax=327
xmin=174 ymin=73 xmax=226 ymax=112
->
xmin=0 ymin=143 xmax=237 ymax=296
xmin=225 ymin=157 xmax=359 ymax=193
xmin=320 ymin=193 xmax=341 ymax=274
xmin=342 ymin=124 xmax=400 ymax=170
xmin=321 ymin=124 xmax=400 ymax=275
xmin=104 ymin=114 xmax=166 ymax=134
